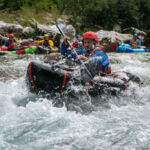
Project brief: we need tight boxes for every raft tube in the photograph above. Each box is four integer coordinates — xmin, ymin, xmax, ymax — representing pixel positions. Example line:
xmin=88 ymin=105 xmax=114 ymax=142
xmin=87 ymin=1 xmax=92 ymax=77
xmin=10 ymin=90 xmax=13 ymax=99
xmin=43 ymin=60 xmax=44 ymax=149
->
xmin=11 ymin=46 xmax=37 ymax=54
xmin=26 ymin=61 xmax=72 ymax=92
xmin=26 ymin=61 xmax=138 ymax=96
xmin=116 ymin=43 xmax=150 ymax=53
xmin=36 ymin=45 xmax=51 ymax=54
xmin=0 ymin=46 xmax=8 ymax=51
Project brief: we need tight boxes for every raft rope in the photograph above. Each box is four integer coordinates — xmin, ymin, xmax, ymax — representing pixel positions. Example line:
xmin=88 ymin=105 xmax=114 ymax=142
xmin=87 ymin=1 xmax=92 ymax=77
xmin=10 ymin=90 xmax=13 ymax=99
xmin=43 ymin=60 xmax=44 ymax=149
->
xmin=61 ymin=70 xmax=67 ymax=91
xmin=29 ymin=62 xmax=37 ymax=89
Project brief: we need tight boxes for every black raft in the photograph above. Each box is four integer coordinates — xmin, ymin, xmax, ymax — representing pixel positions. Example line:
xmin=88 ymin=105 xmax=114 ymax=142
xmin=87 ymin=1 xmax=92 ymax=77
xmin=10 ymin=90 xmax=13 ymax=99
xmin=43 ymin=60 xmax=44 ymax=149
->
xmin=26 ymin=61 xmax=140 ymax=96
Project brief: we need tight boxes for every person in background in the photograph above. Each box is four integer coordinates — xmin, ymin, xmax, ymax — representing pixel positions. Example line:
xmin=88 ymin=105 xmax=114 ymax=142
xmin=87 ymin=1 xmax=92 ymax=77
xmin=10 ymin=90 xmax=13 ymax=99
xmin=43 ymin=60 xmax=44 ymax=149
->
xmin=72 ymin=34 xmax=82 ymax=49
xmin=129 ymin=33 xmax=141 ymax=48
xmin=4 ymin=34 xmax=16 ymax=51
xmin=60 ymin=31 xmax=111 ymax=74
xmin=34 ymin=34 xmax=54 ymax=50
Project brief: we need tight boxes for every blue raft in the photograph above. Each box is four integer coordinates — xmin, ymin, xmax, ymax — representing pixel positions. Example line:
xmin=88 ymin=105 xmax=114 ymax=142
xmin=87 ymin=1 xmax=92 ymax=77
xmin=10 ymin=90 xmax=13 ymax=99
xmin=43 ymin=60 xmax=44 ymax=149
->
xmin=116 ymin=44 xmax=150 ymax=53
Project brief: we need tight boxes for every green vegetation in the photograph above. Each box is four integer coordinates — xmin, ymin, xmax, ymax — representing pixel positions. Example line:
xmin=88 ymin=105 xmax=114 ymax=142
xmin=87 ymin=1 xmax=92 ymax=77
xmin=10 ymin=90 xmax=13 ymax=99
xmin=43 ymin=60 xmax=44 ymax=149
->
xmin=0 ymin=0 xmax=150 ymax=32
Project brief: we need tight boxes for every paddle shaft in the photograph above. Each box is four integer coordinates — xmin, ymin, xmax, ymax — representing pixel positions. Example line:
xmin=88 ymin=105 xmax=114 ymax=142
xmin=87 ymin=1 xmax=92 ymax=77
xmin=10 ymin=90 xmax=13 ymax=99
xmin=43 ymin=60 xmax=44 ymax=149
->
xmin=56 ymin=24 xmax=93 ymax=79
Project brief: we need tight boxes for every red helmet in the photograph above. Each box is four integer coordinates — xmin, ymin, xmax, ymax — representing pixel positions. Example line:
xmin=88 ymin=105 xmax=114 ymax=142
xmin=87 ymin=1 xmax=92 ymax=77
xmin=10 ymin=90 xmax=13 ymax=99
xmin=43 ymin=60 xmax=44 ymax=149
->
xmin=9 ymin=34 xmax=14 ymax=38
xmin=82 ymin=31 xmax=98 ymax=43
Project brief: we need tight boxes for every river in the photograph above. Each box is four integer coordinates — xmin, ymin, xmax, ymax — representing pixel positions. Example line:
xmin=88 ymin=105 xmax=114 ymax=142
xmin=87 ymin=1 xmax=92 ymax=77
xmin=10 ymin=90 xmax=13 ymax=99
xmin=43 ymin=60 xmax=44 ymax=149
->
xmin=0 ymin=53 xmax=150 ymax=150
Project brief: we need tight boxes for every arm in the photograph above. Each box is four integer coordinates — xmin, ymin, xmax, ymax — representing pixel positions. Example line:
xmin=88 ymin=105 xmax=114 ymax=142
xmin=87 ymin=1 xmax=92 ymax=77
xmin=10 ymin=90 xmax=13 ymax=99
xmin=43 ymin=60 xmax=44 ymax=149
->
xmin=34 ymin=40 xmax=44 ymax=45
xmin=90 ymin=50 xmax=109 ymax=67
xmin=76 ymin=55 xmax=88 ymax=61
xmin=48 ymin=40 xmax=54 ymax=49
xmin=60 ymin=36 xmax=71 ymax=57
xmin=4 ymin=40 xmax=9 ymax=46
xmin=60 ymin=42 xmax=68 ymax=56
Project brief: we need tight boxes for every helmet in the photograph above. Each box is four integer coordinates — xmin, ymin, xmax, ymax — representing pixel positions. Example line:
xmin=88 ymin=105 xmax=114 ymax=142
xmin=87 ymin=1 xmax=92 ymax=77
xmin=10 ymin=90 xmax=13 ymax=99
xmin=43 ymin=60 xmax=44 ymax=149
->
xmin=44 ymin=34 xmax=49 ymax=38
xmin=76 ymin=35 xmax=81 ymax=38
xmin=82 ymin=31 xmax=98 ymax=43
xmin=9 ymin=34 xmax=14 ymax=38
xmin=133 ymin=33 xmax=138 ymax=37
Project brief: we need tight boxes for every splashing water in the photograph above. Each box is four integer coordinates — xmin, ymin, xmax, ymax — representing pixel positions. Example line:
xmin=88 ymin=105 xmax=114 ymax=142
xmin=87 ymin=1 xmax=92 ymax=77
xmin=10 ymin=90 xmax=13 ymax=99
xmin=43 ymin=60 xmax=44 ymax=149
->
xmin=0 ymin=53 xmax=150 ymax=150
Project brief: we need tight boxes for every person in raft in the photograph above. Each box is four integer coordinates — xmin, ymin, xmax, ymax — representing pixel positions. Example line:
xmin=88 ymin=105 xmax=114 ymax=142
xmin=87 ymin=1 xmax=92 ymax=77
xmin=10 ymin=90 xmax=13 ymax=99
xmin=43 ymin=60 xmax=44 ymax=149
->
xmin=3 ymin=34 xmax=16 ymax=51
xmin=60 ymin=31 xmax=111 ymax=74
xmin=129 ymin=33 xmax=141 ymax=48
xmin=34 ymin=34 xmax=55 ymax=52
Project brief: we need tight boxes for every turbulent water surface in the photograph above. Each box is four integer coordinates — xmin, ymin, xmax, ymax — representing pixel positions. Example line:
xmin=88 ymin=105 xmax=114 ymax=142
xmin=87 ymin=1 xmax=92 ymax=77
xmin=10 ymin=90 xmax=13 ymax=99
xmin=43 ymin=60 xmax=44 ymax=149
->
xmin=0 ymin=53 xmax=150 ymax=150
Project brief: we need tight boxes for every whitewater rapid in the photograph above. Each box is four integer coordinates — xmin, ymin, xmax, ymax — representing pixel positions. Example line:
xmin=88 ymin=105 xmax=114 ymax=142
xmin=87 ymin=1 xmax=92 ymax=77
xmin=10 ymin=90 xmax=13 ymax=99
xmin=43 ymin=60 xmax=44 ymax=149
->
xmin=0 ymin=53 xmax=150 ymax=150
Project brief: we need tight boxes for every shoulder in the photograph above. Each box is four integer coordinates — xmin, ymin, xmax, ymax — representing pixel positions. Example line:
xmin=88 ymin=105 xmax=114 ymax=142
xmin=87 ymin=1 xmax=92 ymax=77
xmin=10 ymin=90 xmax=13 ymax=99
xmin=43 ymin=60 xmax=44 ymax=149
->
xmin=94 ymin=48 xmax=105 ymax=53
xmin=35 ymin=40 xmax=44 ymax=43
xmin=94 ymin=46 xmax=105 ymax=51
xmin=92 ymin=48 xmax=107 ymax=57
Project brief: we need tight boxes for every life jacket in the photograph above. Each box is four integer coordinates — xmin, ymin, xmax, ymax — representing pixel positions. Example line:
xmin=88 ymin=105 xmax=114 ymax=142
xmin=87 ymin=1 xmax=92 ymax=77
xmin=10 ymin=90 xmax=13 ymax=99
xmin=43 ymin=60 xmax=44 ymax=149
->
xmin=35 ymin=40 xmax=54 ymax=49
xmin=7 ymin=40 xmax=15 ymax=48
xmin=131 ymin=40 xmax=139 ymax=47
xmin=43 ymin=40 xmax=50 ymax=47
xmin=90 ymin=46 xmax=111 ymax=74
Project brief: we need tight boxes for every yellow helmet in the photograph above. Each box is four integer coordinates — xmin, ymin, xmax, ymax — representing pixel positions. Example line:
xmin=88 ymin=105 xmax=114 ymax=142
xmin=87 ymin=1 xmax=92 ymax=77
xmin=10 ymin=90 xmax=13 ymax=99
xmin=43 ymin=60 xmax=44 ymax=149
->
xmin=44 ymin=34 xmax=49 ymax=38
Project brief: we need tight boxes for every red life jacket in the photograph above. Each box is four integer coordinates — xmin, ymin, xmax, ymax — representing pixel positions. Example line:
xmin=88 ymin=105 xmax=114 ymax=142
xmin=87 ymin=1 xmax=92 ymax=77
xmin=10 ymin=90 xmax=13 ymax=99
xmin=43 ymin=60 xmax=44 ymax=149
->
xmin=131 ymin=40 xmax=138 ymax=47
xmin=90 ymin=46 xmax=111 ymax=74
xmin=8 ymin=40 xmax=16 ymax=48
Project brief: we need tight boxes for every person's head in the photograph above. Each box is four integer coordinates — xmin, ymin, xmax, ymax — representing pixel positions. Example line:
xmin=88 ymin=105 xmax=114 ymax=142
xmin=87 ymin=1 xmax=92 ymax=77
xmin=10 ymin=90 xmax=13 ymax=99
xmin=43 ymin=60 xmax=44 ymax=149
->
xmin=9 ymin=34 xmax=14 ymax=40
xmin=44 ymin=34 xmax=49 ymax=40
xmin=133 ymin=33 xmax=138 ymax=40
xmin=82 ymin=31 xmax=98 ymax=51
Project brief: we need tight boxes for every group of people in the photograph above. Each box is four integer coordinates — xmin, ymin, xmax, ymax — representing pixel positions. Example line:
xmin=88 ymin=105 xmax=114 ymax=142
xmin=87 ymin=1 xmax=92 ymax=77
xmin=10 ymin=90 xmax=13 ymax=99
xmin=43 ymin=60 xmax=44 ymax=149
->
xmin=2 ymin=31 xmax=142 ymax=76
xmin=2 ymin=33 xmax=55 ymax=51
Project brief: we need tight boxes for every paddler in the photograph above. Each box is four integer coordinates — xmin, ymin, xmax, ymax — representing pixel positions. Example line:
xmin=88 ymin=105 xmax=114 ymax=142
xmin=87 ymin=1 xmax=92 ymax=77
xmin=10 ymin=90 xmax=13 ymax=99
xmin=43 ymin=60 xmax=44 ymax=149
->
xmin=60 ymin=31 xmax=111 ymax=74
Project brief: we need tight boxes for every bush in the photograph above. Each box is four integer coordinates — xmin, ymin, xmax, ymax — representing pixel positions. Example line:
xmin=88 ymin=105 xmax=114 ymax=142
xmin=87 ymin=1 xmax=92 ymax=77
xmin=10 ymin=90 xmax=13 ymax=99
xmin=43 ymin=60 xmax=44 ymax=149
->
xmin=0 ymin=0 xmax=150 ymax=31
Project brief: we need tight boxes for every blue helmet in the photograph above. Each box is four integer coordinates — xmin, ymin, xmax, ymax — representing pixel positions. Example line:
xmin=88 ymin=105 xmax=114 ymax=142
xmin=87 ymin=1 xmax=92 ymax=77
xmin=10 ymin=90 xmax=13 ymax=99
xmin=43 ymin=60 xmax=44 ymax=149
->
xmin=76 ymin=35 xmax=81 ymax=38
xmin=133 ymin=33 xmax=138 ymax=37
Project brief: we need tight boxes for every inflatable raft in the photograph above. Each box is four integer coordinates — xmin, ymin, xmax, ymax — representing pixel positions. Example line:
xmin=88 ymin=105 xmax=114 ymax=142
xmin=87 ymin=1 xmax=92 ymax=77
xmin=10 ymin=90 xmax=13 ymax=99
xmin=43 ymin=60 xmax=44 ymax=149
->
xmin=0 ymin=42 xmax=53 ymax=55
xmin=26 ymin=61 xmax=140 ymax=96
xmin=0 ymin=45 xmax=37 ymax=54
xmin=11 ymin=46 xmax=37 ymax=54
xmin=116 ymin=44 xmax=150 ymax=53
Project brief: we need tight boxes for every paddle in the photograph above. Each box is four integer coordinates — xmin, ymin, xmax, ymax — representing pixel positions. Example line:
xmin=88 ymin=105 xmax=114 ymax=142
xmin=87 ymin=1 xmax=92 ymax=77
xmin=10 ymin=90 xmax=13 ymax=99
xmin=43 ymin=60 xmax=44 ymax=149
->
xmin=56 ymin=23 xmax=94 ymax=81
